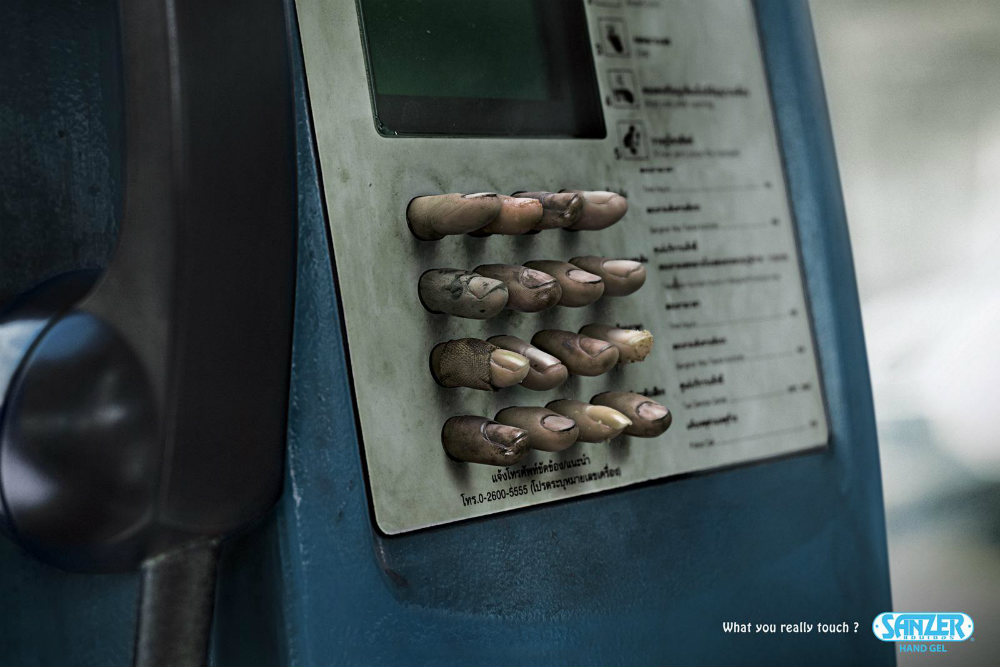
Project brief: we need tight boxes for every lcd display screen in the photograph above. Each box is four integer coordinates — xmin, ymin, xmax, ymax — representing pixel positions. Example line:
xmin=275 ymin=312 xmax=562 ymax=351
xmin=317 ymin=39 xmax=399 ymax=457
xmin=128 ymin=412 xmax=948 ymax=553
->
xmin=357 ymin=0 xmax=605 ymax=137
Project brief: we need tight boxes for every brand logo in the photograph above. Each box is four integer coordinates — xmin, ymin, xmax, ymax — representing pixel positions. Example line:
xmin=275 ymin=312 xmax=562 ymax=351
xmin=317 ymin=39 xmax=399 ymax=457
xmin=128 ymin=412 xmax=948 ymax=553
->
xmin=873 ymin=613 xmax=974 ymax=642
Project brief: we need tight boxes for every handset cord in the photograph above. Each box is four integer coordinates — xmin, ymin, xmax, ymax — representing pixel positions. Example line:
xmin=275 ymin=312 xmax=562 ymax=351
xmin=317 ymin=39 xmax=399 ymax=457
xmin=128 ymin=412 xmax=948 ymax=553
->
xmin=133 ymin=538 xmax=222 ymax=667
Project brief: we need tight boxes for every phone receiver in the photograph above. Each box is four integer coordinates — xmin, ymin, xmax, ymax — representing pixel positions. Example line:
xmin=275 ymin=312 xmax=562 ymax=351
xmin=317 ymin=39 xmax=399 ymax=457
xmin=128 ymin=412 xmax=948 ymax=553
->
xmin=0 ymin=0 xmax=295 ymax=662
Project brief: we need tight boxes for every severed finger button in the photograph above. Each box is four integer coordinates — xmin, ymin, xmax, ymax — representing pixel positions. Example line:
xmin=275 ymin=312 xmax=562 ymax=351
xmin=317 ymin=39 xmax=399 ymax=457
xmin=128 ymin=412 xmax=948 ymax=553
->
xmin=591 ymin=392 xmax=672 ymax=438
xmin=418 ymin=269 xmax=508 ymax=319
xmin=474 ymin=264 xmax=562 ymax=313
xmin=546 ymin=400 xmax=631 ymax=442
xmin=495 ymin=407 xmax=579 ymax=452
xmin=531 ymin=329 xmax=619 ymax=376
xmin=523 ymin=260 xmax=604 ymax=307
xmin=569 ymin=256 xmax=645 ymax=296
xmin=442 ymin=416 xmax=530 ymax=466
xmin=487 ymin=335 xmax=569 ymax=391
xmin=561 ymin=190 xmax=628 ymax=231
xmin=512 ymin=191 xmax=583 ymax=230
xmin=578 ymin=324 xmax=653 ymax=364
xmin=407 ymin=192 xmax=502 ymax=240
xmin=473 ymin=196 xmax=543 ymax=235
xmin=430 ymin=338 xmax=529 ymax=391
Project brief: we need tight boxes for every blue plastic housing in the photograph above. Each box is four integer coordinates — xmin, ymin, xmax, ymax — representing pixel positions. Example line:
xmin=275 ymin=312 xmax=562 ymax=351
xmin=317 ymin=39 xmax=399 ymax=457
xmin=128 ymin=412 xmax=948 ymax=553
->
xmin=0 ymin=1 xmax=893 ymax=665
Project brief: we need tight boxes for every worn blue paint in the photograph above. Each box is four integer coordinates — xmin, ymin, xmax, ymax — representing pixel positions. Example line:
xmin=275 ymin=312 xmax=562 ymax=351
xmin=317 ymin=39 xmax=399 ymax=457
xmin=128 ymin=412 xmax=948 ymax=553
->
xmin=0 ymin=1 xmax=893 ymax=665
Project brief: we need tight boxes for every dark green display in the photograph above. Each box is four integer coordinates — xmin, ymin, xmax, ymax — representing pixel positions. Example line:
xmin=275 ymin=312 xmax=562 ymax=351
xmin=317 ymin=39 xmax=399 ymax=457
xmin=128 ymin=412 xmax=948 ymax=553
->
xmin=362 ymin=0 xmax=549 ymax=101
xmin=358 ymin=0 xmax=605 ymax=137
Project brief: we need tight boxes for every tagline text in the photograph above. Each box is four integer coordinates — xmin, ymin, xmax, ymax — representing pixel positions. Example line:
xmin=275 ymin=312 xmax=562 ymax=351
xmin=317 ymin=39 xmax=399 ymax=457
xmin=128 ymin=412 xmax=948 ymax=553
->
xmin=722 ymin=622 xmax=860 ymax=634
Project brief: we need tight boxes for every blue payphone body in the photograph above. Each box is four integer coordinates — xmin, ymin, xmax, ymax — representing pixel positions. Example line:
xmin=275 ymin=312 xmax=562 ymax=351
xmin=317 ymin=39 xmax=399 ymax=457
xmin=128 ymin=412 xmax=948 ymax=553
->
xmin=0 ymin=1 xmax=893 ymax=665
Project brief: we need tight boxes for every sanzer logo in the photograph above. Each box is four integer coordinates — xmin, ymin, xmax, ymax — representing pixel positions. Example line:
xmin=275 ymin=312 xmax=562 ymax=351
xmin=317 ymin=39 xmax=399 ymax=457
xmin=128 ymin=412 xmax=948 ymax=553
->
xmin=873 ymin=613 xmax=974 ymax=642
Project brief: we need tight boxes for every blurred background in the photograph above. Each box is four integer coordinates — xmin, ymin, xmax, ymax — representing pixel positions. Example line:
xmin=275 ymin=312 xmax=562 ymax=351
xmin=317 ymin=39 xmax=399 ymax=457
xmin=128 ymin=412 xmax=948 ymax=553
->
xmin=811 ymin=1 xmax=1000 ymax=664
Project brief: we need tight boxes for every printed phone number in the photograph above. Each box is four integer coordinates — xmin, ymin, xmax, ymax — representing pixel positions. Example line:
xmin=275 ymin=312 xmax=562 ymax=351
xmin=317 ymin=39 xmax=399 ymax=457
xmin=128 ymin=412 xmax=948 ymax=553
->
xmin=460 ymin=485 xmax=530 ymax=506
xmin=459 ymin=466 xmax=623 ymax=507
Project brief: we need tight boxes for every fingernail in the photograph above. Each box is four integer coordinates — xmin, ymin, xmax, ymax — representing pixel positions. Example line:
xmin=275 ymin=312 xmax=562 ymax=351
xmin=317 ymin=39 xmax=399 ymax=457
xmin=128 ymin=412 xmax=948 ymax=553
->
xmin=578 ymin=335 xmax=614 ymax=357
xmin=513 ymin=191 xmax=583 ymax=229
xmin=585 ymin=191 xmax=618 ymax=204
xmin=637 ymin=401 xmax=670 ymax=421
xmin=603 ymin=259 xmax=643 ymax=278
xmin=579 ymin=324 xmax=653 ymax=363
xmin=495 ymin=407 xmax=579 ymax=452
xmin=489 ymin=349 xmax=531 ymax=388
xmin=524 ymin=260 xmax=605 ymax=307
xmin=541 ymin=415 xmax=576 ymax=432
xmin=531 ymin=330 xmax=619 ymax=376
xmin=483 ymin=422 xmax=529 ymax=446
xmin=491 ymin=349 xmax=529 ymax=372
xmin=520 ymin=267 xmax=556 ymax=288
xmin=562 ymin=190 xmax=629 ymax=231
xmin=466 ymin=275 xmax=503 ymax=299
xmin=569 ymin=256 xmax=646 ymax=296
xmin=566 ymin=268 xmax=602 ymax=284
xmin=474 ymin=264 xmax=561 ymax=313
xmin=523 ymin=347 xmax=564 ymax=372
xmin=418 ymin=269 xmax=508 ymax=319
xmin=547 ymin=399 xmax=630 ymax=442
xmin=488 ymin=335 xmax=569 ymax=391
xmin=591 ymin=391 xmax=672 ymax=437
xmin=586 ymin=405 xmax=632 ymax=430
xmin=442 ymin=416 xmax=530 ymax=466
xmin=431 ymin=338 xmax=526 ymax=390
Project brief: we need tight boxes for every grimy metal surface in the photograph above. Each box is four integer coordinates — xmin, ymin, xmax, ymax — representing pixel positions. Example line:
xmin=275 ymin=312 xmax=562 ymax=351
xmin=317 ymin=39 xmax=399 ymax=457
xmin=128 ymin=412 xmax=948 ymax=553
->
xmin=0 ymin=1 xmax=893 ymax=665
xmin=296 ymin=0 xmax=829 ymax=534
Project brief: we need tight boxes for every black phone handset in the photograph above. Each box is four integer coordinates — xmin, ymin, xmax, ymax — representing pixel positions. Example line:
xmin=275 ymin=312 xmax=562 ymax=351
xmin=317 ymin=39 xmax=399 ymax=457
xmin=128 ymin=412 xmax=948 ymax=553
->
xmin=0 ymin=1 xmax=296 ymax=665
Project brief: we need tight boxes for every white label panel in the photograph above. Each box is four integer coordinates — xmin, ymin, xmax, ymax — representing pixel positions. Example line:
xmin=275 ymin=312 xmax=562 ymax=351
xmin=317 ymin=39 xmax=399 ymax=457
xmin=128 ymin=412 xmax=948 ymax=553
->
xmin=296 ymin=0 xmax=829 ymax=534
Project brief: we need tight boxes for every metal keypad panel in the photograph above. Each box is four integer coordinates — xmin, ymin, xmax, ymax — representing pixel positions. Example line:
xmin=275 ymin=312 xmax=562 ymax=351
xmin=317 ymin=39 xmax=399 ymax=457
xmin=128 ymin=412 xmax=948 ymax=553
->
xmin=296 ymin=0 xmax=829 ymax=534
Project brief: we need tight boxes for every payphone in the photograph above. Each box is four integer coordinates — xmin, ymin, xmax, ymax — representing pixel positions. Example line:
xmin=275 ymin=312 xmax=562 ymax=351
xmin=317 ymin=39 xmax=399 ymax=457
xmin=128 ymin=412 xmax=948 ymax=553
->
xmin=299 ymin=0 xmax=829 ymax=535
xmin=0 ymin=1 xmax=894 ymax=665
